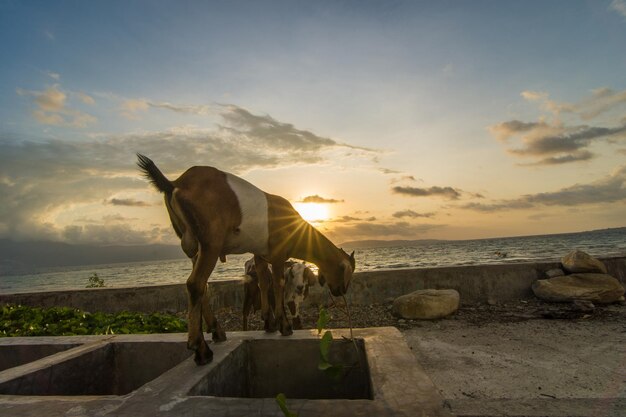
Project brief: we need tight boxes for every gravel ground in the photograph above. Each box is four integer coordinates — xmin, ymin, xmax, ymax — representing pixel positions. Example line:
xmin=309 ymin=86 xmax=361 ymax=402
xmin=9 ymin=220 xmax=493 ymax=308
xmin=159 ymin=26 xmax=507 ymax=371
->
xmin=213 ymin=297 xmax=626 ymax=333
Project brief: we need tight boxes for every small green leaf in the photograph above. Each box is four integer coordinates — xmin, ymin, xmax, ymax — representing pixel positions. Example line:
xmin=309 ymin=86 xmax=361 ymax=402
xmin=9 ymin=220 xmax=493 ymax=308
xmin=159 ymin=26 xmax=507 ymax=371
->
xmin=316 ymin=307 xmax=330 ymax=334
xmin=319 ymin=330 xmax=332 ymax=362
xmin=275 ymin=393 xmax=298 ymax=417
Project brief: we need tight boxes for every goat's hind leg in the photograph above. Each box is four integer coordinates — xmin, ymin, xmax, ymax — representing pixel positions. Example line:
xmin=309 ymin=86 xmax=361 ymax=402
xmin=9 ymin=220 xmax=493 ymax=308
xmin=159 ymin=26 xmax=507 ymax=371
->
xmin=186 ymin=246 xmax=220 ymax=365
xmin=254 ymin=255 xmax=277 ymax=332
xmin=201 ymin=291 xmax=226 ymax=342
xmin=272 ymin=262 xmax=293 ymax=336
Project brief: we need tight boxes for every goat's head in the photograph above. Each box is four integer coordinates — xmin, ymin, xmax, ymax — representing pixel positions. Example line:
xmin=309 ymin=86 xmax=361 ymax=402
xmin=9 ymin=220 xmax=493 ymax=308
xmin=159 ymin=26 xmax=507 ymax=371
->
xmin=318 ymin=249 xmax=355 ymax=297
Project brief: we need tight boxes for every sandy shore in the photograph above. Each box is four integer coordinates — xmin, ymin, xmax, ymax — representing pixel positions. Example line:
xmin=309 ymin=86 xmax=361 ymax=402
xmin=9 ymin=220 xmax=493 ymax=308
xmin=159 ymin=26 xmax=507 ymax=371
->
xmin=216 ymin=299 xmax=625 ymax=416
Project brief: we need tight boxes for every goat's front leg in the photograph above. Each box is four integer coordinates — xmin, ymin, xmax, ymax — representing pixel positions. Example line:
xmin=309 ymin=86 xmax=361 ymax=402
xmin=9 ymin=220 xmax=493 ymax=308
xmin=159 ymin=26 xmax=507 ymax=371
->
xmin=186 ymin=247 xmax=219 ymax=365
xmin=255 ymin=255 xmax=276 ymax=332
xmin=287 ymin=301 xmax=302 ymax=330
xmin=272 ymin=262 xmax=293 ymax=336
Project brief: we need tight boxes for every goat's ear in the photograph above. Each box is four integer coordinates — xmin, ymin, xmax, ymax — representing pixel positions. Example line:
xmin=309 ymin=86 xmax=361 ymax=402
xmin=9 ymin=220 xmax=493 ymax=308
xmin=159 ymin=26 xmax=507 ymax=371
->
xmin=318 ymin=272 xmax=326 ymax=287
xmin=349 ymin=251 xmax=355 ymax=270
xmin=343 ymin=261 xmax=352 ymax=290
xmin=304 ymin=268 xmax=317 ymax=286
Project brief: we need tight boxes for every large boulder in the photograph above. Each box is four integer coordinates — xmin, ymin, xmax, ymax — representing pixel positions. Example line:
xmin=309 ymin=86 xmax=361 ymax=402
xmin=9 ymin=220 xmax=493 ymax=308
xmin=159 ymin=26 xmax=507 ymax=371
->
xmin=532 ymin=273 xmax=624 ymax=304
xmin=392 ymin=289 xmax=460 ymax=320
xmin=561 ymin=250 xmax=607 ymax=274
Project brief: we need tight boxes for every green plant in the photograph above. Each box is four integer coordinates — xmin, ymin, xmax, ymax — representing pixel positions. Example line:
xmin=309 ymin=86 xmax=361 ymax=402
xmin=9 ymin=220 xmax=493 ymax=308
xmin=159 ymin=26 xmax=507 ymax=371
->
xmin=86 ymin=273 xmax=105 ymax=288
xmin=316 ymin=307 xmax=344 ymax=379
xmin=275 ymin=393 xmax=298 ymax=417
xmin=0 ymin=305 xmax=187 ymax=337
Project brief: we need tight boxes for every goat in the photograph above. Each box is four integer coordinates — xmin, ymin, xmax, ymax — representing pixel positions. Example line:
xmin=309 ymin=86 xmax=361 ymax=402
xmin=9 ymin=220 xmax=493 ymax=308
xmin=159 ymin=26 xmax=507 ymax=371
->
xmin=243 ymin=257 xmax=317 ymax=331
xmin=137 ymin=154 xmax=355 ymax=365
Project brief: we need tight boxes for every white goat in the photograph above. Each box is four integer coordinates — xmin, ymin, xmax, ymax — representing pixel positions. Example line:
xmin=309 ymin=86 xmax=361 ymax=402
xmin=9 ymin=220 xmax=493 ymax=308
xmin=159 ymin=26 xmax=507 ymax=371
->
xmin=243 ymin=258 xmax=317 ymax=330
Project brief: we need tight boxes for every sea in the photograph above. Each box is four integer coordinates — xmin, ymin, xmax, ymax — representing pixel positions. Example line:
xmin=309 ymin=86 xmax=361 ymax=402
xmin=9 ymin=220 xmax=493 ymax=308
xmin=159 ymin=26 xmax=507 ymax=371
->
xmin=1 ymin=228 xmax=625 ymax=294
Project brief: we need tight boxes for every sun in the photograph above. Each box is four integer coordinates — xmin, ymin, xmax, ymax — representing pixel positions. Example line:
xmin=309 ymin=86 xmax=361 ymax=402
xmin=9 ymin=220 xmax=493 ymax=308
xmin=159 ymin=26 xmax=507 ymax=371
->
xmin=294 ymin=202 xmax=330 ymax=223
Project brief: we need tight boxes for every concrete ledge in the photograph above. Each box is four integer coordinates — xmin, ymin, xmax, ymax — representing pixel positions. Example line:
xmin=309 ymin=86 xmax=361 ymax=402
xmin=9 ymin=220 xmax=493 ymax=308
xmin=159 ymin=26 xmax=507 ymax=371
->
xmin=1 ymin=257 xmax=624 ymax=313
xmin=0 ymin=328 xmax=452 ymax=417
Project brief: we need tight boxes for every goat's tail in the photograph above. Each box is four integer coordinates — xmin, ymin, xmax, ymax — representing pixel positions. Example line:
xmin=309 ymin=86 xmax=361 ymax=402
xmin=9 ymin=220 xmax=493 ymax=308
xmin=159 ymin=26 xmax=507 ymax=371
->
xmin=136 ymin=154 xmax=174 ymax=194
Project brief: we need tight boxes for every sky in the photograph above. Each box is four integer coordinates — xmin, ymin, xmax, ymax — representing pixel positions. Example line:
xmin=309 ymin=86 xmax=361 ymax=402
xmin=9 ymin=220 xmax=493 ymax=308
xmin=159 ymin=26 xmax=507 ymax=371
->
xmin=1 ymin=0 xmax=625 ymax=247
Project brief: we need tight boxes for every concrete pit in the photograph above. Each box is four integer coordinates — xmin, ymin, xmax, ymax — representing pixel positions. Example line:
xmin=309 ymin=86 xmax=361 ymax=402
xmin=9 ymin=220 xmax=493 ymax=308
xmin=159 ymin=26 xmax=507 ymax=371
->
xmin=0 ymin=328 xmax=451 ymax=417
xmin=190 ymin=338 xmax=371 ymax=399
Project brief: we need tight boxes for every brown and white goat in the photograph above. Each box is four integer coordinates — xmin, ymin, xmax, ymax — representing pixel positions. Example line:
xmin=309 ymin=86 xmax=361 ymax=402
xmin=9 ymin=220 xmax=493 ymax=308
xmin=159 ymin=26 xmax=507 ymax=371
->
xmin=137 ymin=154 xmax=355 ymax=365
xmin=243 ymin=258 xmax=317 ymax=331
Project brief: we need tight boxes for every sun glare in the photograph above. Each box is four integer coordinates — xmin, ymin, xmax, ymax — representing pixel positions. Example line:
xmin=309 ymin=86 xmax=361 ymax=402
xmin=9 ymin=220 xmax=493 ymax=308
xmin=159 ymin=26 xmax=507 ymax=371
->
xmin=294 ymin=202 xmax=329 ymax=223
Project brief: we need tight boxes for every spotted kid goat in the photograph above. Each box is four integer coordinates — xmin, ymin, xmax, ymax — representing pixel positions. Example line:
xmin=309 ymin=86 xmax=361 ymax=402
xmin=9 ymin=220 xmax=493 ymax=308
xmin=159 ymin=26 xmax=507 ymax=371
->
xmin=137 ymin=154 xmax=355 ymax=365
xmin=242 ymin=257 xmax=317 ymax=331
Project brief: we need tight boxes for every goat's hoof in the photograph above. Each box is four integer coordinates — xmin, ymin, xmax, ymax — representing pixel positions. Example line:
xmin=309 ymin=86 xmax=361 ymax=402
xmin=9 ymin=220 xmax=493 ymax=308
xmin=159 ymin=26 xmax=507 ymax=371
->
xmin=264 ymin=318 xmax=277 ymax=333
xmin=280 ymin=323 xmax=293 ymax=336
xmin=212 ymin=329 xmax=227 ymax=343
xmin=194 ymin=341 xmax=213 ymax=366
xmin=292 ymin=317 xmax=303 ymax=330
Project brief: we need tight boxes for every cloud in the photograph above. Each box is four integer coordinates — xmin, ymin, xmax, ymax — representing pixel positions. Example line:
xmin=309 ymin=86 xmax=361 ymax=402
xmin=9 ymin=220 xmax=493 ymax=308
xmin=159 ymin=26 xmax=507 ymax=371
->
xmin=331 ymin=221 xmax=444 ymax=240
xmin=519 ymin=151 xmax=594 ymax=166
xmin=75 ymin=92 xmax=95 ymax=105
xmin=62 ymin=224 xmax=166 ymax=245
xmin=389 ymin=175 xmax=418 ymax=185
xmin=16 ymin=84 xmax=97 ymax=128
xmin=43 ymin=71 xmax=60 ymax=80
xmin=489 ymin=120 xmax=547 ymax=142
xmin=520 ymin=87 xmax=626 ymax=121
xmin=379 ymin=167 xmax=402 ymax=174
xmin=298 ymin=195 xmax=344 ymax=204
xmin=320 ymin=215 xmax=377 ymax=223
xmin=489 ymin=118 xmax=626 ymax=165
xmin=392 ymin=185 xmax=461 ymax=200
xmin=507 ymin=88 xmax=626 ymax=166
xmin=107 ymin=198 xmax=152 ymax=207
xmin=460 ymin=165 xmax=626 ymax=211
xmin=610 ymin=0 xmax=626 ymax=18
xmin=0 ymin=106 xmax=374 ymax=243
xmin=392 ymin=210 xmax=435 ymax=219
xmin=120 ymin=99 xmax=149 ymax=119
xmin=116 ymin=96 xmax=379 ymax=161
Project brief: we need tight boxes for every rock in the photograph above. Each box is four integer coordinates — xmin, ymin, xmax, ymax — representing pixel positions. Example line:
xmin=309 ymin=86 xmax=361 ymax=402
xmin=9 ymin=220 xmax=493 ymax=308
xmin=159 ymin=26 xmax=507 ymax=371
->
xmin=561 ymin=250 xmax=607 ymax=274
xmin=392 ymin=289 xmax=460 ymax=320
xmin=545 ymin=268 xmax=565 ymax=278
xmin=532 ymin=273 xmax=625 ymax=304
xmin=571 ymin=300 xmax=595 ymax=313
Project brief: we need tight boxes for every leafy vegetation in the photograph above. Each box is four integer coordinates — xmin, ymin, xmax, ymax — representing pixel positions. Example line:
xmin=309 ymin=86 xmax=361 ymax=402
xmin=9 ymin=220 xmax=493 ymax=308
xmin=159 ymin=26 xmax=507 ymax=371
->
xmin=85 ymin=273 xmax=105 ymax=288
xmin=316 ymin=307 xmax=344 ymax=379
xmin=275 ymin=393 xmax=298 ymax=417
xmin=0 ymin=304 xmax=187 ymax=337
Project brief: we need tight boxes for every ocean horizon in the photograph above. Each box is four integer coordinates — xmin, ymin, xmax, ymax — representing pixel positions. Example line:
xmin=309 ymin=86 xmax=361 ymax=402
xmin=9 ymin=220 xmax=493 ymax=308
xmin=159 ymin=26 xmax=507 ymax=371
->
xmin=1 ymin=227 xmax=625 ymax=294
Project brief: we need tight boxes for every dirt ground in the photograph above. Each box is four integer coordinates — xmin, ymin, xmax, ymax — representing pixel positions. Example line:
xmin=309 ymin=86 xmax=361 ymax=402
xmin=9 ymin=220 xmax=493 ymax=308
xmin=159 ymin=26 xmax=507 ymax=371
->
xmin=215 ymin=299 xmax=626 ymax=416
xmin=214 ymin=297 xmax=625 ymax=333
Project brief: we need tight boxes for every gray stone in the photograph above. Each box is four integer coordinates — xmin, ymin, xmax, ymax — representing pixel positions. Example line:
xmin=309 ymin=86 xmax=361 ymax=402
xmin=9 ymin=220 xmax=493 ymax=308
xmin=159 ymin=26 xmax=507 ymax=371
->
xmin=561 ymin=250 xmax=607 ymax=274
xmin=571 ymin=300 xmax=595 ymax=312
xmin=545 ymin=268 xmax=565 ymax=278
xmin=393 ymin=289 xmax=460 ymax=320
xmin=532 ymin=273 xmax=625 ymax=304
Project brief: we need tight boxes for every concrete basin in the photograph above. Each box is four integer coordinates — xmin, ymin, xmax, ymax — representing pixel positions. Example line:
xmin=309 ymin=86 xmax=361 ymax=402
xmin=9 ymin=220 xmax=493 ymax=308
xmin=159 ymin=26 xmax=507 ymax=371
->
xmin=0 ymin=328 xmax=452 ymax=416
xmin=0 ymin=341 xmax=80 ymax=372
xmin=189 ymin=338 xmax=371 ymax=399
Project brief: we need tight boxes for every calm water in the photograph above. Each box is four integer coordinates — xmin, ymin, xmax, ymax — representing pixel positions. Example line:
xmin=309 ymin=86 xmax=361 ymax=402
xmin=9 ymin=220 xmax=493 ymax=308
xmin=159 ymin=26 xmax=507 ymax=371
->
xmin=1 ymin=228 xmax=625 ymax=294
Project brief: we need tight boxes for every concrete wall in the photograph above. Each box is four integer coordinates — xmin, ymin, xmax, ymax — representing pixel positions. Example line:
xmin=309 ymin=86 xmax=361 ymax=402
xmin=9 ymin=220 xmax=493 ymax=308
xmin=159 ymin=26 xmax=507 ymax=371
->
xmin=1 ymin=257 xmax=624 ymax=313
